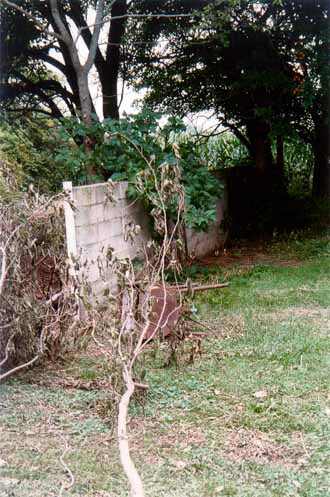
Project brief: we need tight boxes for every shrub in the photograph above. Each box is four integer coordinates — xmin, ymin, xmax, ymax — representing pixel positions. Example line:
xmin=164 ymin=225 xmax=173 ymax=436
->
xmin=0 ymin=116 xmax=67 ymax=192
xmin=55 ymin=110 xmax=224 ymax=232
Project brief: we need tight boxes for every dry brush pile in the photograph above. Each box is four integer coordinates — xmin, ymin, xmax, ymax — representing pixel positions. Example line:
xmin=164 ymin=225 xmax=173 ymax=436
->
xmin=0 ymin=161 xmax=84 ymax=379
xmin=80 ymin=152 xmax=190 ymax=497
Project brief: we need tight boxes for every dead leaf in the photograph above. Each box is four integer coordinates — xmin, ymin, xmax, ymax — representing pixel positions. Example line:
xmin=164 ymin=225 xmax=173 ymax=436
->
xmin=173 ymin=460 xmax=187 ymax=470
xmin=253 ymin=390 xmax=268 ymax=399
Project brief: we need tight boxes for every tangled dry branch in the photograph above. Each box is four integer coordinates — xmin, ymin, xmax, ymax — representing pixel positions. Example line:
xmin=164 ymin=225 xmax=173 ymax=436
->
xmin=0 ymin=148 xmax=197 ymax=497
xmin=0 ymin=163 xmax=87 ymax=381
xmin=80 ymin=146 xmax=189 ymax=497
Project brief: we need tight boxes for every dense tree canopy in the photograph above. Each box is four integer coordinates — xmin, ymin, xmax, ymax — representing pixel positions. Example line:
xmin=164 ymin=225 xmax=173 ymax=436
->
xmin=124 ymin=0 xmax=330 ymax=196
xmin=1 ymin=0 xmax=329 ymax=203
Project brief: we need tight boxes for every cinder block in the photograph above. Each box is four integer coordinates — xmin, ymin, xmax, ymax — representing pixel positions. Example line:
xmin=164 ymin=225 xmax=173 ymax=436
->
xmin=109 ymin=235 xmax=130 ymax=257
xmin=73 ymin=184 xmax=97 ymax=206
xmin=75 ymin=203 xmax=105 ymax=227
xmin=78 ymin=242 xmax=102 ymax=261
xmin=76 ymin=224 xmax=99 ymax=246
xmin=115 ymin=198 xmax=129 ymax=209
xmin=95 ymin=184 xmax=108 ymax=204
xmin=98 ymin=218 xmax=123 ymax=240
xmin=87 ymin=263 xmax=102 ymax=283
xmin=116 ymin=181 xmax=129 ymax=200
xmin=103 ymin=203 xmax=127 ymax=220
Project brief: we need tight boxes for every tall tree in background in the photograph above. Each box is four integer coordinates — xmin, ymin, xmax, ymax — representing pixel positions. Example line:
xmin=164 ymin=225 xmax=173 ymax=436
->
xmin=124 ymin=1 xmax=297 ymax=173
xmin=292 ymin=1 xmax=330 ymax=198
xmin=0 ymin=2 xmax=71 ymax=118
xmin=124 ymin=0 xmax=330 ymax=196
xmin=1 ymin=0 xmax=329 ymax=198
xmin=269 ymin=0 xmax=330 ymax=198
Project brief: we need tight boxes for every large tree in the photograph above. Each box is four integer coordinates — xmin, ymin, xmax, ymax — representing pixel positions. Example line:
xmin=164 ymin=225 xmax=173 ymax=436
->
xmin=0 ymin=0 xmax=128 ymax=122
xmin=124 ymin=0 xmax=330 ymax=196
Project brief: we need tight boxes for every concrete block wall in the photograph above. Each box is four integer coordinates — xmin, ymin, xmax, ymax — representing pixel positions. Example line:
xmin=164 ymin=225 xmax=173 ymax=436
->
xmin=186 ymin=199 xmax=225 ymax=258
xmin=64 ymin=181 xmax=150 ymax=297
xmin=64 ymin=181 xmax=225 ymax=297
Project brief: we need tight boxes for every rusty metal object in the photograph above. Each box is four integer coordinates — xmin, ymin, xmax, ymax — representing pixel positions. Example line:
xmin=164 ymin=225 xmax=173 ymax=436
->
xmin=173 ymin=282 xmax=229 ymax=292
xmin=143 ymin=285 xmax=180 ymax=340
xmin=143 ymin=282 xmax=228 ymax=340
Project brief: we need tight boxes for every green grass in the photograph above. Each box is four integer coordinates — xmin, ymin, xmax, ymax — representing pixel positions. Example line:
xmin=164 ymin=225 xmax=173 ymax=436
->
xmin=1 ymin=235 xmax=330 ymax=496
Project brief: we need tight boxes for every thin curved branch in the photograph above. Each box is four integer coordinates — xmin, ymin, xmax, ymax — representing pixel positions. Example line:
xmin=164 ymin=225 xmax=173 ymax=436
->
xmin=0 ymin=355 xmax=39 ymax=383
xmin=117 ymin=368 xmax=145 ymax=497
xmin=0 ymin=0 xmax=65 ymax=41
xmin=0 ymin=247 xmax=7 ymax=297
xmin=49 ymin=0 xmax=82 ymax=74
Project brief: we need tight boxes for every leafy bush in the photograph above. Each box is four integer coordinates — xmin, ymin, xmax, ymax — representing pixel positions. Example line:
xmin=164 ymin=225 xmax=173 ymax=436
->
xmin=0 ymin=116 xmax=67 ymax=192
xmin=283 ymin=138 xmax=313 ymax=198
xmin=196 ymin=131 xmax=252 ymax=170
xmin=56 ymin=110 xmax=224 ymax=231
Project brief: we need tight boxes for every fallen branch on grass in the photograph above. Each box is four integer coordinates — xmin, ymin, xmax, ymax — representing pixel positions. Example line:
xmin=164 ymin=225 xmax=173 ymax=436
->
xmin=0 ymin=355 xmax=39 ymax=382
xmin=58 ymin=433 xmax=75 ymax=497
xmin=118 ymin=368 xmax=145 ymax=497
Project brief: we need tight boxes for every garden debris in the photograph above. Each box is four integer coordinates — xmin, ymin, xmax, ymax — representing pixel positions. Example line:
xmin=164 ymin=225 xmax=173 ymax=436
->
xmin=225 ymin=428 xmax=290 ymax=465
xmin=253 ymin=390 xmax=269 ymax=400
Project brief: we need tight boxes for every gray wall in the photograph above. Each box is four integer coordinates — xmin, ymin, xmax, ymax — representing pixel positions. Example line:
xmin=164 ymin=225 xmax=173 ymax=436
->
xmin=64 ymin=181 xmax=225 ymax=296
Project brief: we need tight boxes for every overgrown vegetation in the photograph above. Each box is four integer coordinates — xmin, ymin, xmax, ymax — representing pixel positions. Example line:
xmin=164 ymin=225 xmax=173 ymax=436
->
xmin=282 ymin=138 xmax=313 ymax=199
xmin=0 ymin=163 xmax=83 ymax=376
xmin=1 ymin=235 xmax=330 ymax=496
xmin=56 ymin=110 xmax=223 ymax=232
xmin=0 ymin=0 xmax=329 ymax=494
xmin=0 ymin=116 xmax=66 ymax=192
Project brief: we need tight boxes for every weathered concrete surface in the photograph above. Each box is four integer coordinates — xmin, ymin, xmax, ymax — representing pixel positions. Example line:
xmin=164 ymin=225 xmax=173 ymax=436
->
xmin=65 ymin=181 xmax=226 ymax=297
xmin=68 ymin=182 xmax=149 ymax=297
xmin=186 ymin=199 xmax=225 ymax=258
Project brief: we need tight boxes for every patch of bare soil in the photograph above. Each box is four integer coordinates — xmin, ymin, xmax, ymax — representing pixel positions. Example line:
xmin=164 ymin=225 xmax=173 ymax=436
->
xmin=207 ymin=314 xmax=246 ymax=338
xmin=224 ymin=428 xmax=308 ymax=467
xmin=198 ymin=240 xmax=303 ymax=268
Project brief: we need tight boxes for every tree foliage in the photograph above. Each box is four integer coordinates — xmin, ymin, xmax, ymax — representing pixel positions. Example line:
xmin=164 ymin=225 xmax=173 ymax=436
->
xmin=0 ymin=0 xmax=127 ymax=121
xmin=56 ymin=109 xmax=223 ymax=231
xmin=0 ymin=115 xmax=66 ymax=191
xmin=124 ymin=0 xmax=330 ymax=196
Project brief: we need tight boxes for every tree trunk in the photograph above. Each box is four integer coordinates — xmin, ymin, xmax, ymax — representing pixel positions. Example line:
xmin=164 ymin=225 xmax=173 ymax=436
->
xmin=77 ymin=72 xmax=93 ymax=125
xmin=103 ymin=0 xmax=127 ymax=119
xmin=68 ymin=1 xmax=123 ymax=120
xmin=77 ymin=72 xmax=96 ymax=176
xmin=312 ymin=121 xmax=330 ymax=198
xmin=246 ymin=120 xmax=273 ymax=173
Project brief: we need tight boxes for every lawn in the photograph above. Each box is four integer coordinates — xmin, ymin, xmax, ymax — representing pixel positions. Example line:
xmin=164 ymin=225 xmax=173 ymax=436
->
xmin=1 ymin=235 xmax=330 ymax=497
